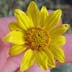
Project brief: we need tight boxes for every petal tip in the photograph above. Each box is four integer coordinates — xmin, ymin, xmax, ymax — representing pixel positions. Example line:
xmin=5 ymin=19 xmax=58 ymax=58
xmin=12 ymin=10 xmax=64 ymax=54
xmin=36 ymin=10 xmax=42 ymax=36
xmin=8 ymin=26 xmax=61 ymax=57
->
xmin=63 ymin=24 xmax=70 ymax=31
xmin=20 ymin=66 xmax=23 ymax=72
xmin=14 ymin=9 xmax=19 ymax=14
xmin=30 ymin=1 xmax=36 ymax=5
xmin=59 ymin=56 xmax=65 ymax=63
xmin=3 ymin=36 xmax=8 ymax=42
xmin=57 ymin=9 xmax=62 ymax=12
xmin=14 ymin=9 xmax=23 ymax=16
xmin=28 ymin=1 xmax=36 ymax=8
xmin=64 ymin=24 xmax=70 ymax=29
xmin=55 ymin=9 xmax=62 ymax=16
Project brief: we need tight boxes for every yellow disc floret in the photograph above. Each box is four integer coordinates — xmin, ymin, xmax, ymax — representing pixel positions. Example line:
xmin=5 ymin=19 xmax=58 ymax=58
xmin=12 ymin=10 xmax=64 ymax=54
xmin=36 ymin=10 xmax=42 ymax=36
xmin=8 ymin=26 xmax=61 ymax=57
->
xmin=25 ymin=27 xmax=51 ymax=50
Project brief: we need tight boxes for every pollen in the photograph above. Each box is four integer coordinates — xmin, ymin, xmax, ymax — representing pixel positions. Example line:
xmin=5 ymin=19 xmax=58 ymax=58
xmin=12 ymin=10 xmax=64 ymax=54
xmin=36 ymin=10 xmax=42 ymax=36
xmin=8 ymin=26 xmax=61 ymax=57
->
xmin=25 ymin=28 xmax=51 ymax=50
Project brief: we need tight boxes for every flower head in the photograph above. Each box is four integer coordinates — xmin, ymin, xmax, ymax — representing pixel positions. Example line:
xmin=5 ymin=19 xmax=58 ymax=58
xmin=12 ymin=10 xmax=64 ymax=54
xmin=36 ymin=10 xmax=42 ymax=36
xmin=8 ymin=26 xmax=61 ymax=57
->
xmin=4 ymin=1 xmax=70 ymax=72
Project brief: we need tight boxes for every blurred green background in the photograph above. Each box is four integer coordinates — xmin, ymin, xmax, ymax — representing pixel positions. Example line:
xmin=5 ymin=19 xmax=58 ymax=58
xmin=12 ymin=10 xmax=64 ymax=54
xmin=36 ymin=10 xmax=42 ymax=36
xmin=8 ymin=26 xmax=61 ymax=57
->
xmin=0 ymin=0 xmax=72 ymax=72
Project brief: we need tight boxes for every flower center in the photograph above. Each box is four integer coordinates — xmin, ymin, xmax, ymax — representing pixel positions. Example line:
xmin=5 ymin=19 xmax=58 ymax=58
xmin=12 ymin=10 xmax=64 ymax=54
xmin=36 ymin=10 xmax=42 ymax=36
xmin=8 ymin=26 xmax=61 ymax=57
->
xmin=25 ymin=28 xmax=51 ymax=50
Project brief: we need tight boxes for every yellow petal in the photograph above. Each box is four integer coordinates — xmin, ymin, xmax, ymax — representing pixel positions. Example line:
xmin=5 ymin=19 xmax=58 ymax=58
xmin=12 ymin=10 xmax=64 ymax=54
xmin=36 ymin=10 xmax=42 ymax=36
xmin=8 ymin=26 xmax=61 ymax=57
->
xmin=45 ymin=9 xmax=62 ymax=30
xmin=43 ymin=48 xmax=55 ymax=68
xmin=4 ymin=31 xmax=24 ymax=44
xmin=26 ymin=1 xmax=39 ymax=26
xmin=20 ymin=49 xmax=34 ymax=72
xmin=49 ymin=45 xmax=65 ymax=63
xmin=50 ymin=24 xmax=70 ymax=37
xmin=14 ymin=9 xmax=34 ymax=30
xmin=38 ymin=6 xmax=48 ymax=27
xmin=35 ymin=50 xmax=48 ymax=70
xmin=9 ymin=22 xmax=22 ymax=31
xmin=9 ymin=45 xmax=26 ymax=56
xmin=51 ymin=36 xmax=66 ymax=46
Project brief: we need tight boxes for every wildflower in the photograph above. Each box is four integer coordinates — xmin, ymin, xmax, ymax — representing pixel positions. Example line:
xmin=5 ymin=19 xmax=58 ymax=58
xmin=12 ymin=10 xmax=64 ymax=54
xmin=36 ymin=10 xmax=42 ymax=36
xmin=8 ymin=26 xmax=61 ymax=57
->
xmin=4 ymin=1 xmax=70 ymax=72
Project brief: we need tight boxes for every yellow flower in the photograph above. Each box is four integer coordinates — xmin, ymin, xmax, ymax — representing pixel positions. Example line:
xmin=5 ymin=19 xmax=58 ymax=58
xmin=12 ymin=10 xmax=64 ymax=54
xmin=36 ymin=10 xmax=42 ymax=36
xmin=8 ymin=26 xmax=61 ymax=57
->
xmin=4 ymin=1 xmax=70 ymax=72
